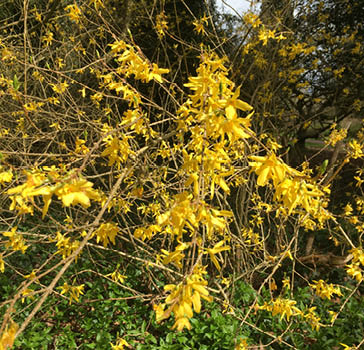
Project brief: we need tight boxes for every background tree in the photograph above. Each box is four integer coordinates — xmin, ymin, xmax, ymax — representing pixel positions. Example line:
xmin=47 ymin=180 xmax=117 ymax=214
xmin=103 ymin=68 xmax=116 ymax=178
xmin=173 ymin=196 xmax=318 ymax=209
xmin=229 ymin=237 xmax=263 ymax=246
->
xmin=232 ymin=0 xmax=363 ymax=157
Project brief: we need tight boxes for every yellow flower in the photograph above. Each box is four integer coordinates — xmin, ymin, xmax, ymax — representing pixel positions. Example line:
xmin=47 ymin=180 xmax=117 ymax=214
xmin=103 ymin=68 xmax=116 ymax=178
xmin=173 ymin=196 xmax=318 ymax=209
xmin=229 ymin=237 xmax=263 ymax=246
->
xmin=259 ymin=297 xmax=301 ymax=321
xmin=343 ymin=203 xmax=353 ymax=216
xmin=93 ymin=222 xmax=120 ymax=247
xmin=206 ymin=241 xmax=230 ymax=271
xmin=21 ymin=288 xmax=35 ymax=303
xmin=161 ymin=242 xmax=189 ymax=269
xmin=0 ymin=255 xmax=4 ymax=273
xmin=42 ymin=31 xmax=53 ymax=46
xmin=346 ymin=262 xmax=363 ymax=282
xmin=310 ymin=280 xmax=342 ymax=300
xmin=348 ymin=139 xmax=363 ymax=159
xmin=58 ymin=282 xmax=84 ymax=304
xmin=74 ymin=138 xmax=90 ymax=155
xmin=54 ymin=178 xmax=101 ymax=208
xmin=156 ymin=272 xmax=212 ymax=331
xmin=274 ymin=178 xmax=323 ymax=214
xmin=0 ymin=170 xmax=12 ymax=185
xmin=111 ymin=338 xmax=130 ymax=350
xmin=55 ymin=231 xmax=80 ymax=260
xmin=249 ymin=153 xmax=288 ymax=186
xmin=147 ymin=63 xmax=169 ymax=83
xmin=244 ymin=13 xmax=262 ymax=27
xmin=0 ymin=320 xmax=18 ymax=349
xmin=65 ymin=4 xmax=82 ymax=23
xmin=282 ymin=277 xmax=290 ymax=290
xmin=235 ymin=339 xmax=249 ymax=350
xmin=107 ymin=270 xmax=127 ymax=284
xmin=193 ymin=15 xmax=209 ymax=35
xmin=258 ymin=28 xmax=275 ymax=45
xmin=50 ymin=81 xmax=69 ymax=94
xmin=350 ymin=247 xmax=364 ymax=266
xmin=101 ymin=135 xmax=132 ymax=168
xmin=326 ymin=128 xmax=347 ymax=146
xmin=2 ymin=227 xmax=28 ymax=253
xmin=155 ymin=12 xmax=168 ymax=37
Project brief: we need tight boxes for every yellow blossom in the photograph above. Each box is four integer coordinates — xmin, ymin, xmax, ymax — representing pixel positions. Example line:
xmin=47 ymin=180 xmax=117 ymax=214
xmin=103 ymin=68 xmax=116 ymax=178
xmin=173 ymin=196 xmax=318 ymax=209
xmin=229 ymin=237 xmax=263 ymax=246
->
xmin=348 ymin=139 xmax=363 ymax=159
xmin=326 ymin=128 xmax=347 ymax=146
xmin=107 ymin=270 xmax=127 ymax=284
xmin=310 ymin=280 xmax=342 ymax=300
xmin=65 ymin=4 xmax=82 ymax=23
xmin=0 ymin=170 xmax=12 ymax=185
xmin=206 ymin=240 xmax=230 ymax=271
xmin=93 ymin=222 xmax=120 ymax=247
xmin=258 ymin=28 xmax=275 ymax=45
xmin=243 ymin=13 xmax=262 ymax=27
xmin=0 ymin=255 xmax=4 ymax=273
xmin=111 ymin=338 xmax=130 ymax=350
xmin=42 ymin=31 xmax=53 ymax=46
xmin=235 ymin=339 xmax=249 ymax=350
xmin=259 ymin=297 xmax=301 ymax=321
xmin=155 ymin=12 xmax=168 ymax=37
xmin=58 ymin=282 xmax=84 ymax=304
xmin=2 ymin=227 xmax=28 ymax=253
xmin=346 ymin=262 xmax=363 ymax=282
xmin=156 ymin=272 xmax=212 ymax=331
xmin=249 ymin=153 xmax=288 ymax=186
xmin=148 ymin=63 xmax=170 ymax=83
xmin=0 ymin=320 xmax=18 ymax=350
xmin=51 ymin=81 xmax=69 ymax=94
xmin=54 ymin=177 xmax=101 ymax=208
xmin=74 ymin=137 xmax=90 ymax=155
xmin=193 ymin=15 xmax=209 ymax=35
xmin=55 ymin=231 xmax=80 ymax=260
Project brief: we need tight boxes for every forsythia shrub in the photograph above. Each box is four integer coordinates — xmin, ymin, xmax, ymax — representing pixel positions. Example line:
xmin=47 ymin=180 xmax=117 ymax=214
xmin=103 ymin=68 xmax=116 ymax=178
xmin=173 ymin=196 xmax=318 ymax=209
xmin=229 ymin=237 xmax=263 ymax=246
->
xmin=0 ymin=0 xmax=363 ymax=349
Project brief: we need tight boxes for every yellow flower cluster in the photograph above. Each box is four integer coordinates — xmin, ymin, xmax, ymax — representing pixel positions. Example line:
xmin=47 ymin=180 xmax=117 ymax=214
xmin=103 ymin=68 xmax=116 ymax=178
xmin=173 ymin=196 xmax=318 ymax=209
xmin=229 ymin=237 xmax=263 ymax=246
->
xmin=65 ymin=4 xmax=82 ymax=24
xmin=193 ymin=15 xmax=209 ymax=35
xmin=346 ymin=247 xmax=364 ymax=282
xmin=348 ymin=139 xmax=364 ymax=159
xmin=0 ymin=168 xmax=12 ymax=185
xmin=259 ymin=297 xmax=301 ymax=321
xmin=58 ymin=282 xmax=85 ymax=304
xmin=111 ymin=338 xmax=129 ymax=350
xmin=109 ymin=40 xmax=169 ymax=84
xmin=93 ymin=222 xmax=120 ymax=247
xmin=7 ymin=167 xmax=101 ymax=217
xmin=0 ymin=320 xmax=18 ymax=350
xmin=326 ymin=127 xmax=347 ymax=146
xmin=2 ymin=227 xmax=28 ymax=254
xmin=154 ymin=271 xmax=212 ymax=331
xmin=310 ymin=279 xmax=342 ymax=300
xmin=249 ymin=152 xmax=328 ymax=215
xmin=259 ymin=297 xmax=322 ymax=331
xmin=54 ymin=231 xmax=80 ymax=260
xmin=178 ymin=51 xmax=254 ymax=202
xmin=101 ymin=133 xmax=132 ymax=169
xmin=155 ymin=12 xmax=168 ymax=37
xmin=155 ymin=192 xmax=232 ymax=240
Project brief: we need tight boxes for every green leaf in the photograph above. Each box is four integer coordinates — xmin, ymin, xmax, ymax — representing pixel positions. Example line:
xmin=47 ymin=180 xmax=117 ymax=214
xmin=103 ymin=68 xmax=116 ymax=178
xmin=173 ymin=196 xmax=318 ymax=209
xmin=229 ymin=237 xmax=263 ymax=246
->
xmin=141 ymin=320 xmax=146 ymax=334
xmin=12 ymin=74 xmax=20 ymax=90
xmin=177 ymin=336 xmax=188 ymax=343
xmin=166 ymin=332 xmax=173 ymax=344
